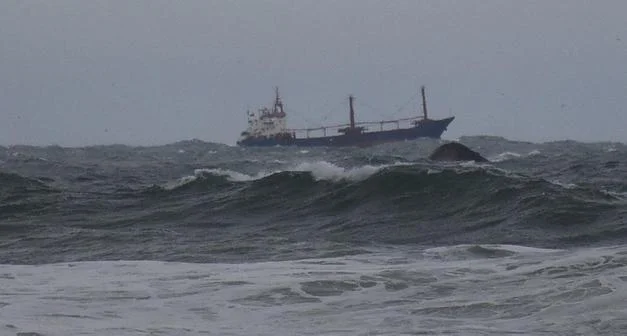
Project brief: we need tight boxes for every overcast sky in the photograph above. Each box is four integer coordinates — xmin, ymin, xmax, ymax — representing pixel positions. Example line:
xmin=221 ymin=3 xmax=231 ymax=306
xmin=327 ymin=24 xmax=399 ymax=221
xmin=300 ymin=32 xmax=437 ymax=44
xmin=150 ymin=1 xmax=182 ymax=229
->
xmin=1 ymin=0 xmax=626 ymax=146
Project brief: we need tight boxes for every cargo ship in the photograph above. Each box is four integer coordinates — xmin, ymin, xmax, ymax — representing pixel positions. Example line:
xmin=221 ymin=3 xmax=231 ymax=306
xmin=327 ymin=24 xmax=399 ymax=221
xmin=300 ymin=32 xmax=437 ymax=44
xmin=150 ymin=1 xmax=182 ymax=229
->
xmin=236 ymin=86 xmax=454 ymax=147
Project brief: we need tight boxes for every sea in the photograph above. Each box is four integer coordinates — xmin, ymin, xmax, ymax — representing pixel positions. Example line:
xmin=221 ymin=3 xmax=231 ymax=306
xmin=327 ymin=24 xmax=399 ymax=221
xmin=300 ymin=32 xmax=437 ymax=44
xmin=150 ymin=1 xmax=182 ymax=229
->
xmin=1 ymin=135 xmax=626 ymax=336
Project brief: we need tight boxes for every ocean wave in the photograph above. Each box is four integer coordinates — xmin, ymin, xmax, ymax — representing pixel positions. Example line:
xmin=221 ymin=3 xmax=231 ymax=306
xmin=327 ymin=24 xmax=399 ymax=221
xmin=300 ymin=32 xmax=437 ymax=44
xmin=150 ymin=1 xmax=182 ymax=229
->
xmin=488 ymin=151 xmax=522 ymax=162
xmin=423 ymin=244 xmax=565 ymax=261
xmin=161 ymin=161 xmax=407 ymax=191
xmin=0 ymin=172 xmax=61 ymax=221
xmin=141 ymin=163 xmax=626 ymax=249
xmin=158 ymin=161 xmax=622 ymax=204
xmin=3 ymin=243 xmax=627 ymax=335
xmin=0 ymin=171 xmax=56 ymax=193
xmin=2 ymin=137 xmax=627 ymax=265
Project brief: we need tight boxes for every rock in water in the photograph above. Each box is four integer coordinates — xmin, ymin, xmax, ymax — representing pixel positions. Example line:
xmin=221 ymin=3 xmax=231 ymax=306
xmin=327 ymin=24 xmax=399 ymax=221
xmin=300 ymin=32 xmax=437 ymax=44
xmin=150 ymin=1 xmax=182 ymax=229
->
xmin=428 ymin=142 xmax=489 ymax=162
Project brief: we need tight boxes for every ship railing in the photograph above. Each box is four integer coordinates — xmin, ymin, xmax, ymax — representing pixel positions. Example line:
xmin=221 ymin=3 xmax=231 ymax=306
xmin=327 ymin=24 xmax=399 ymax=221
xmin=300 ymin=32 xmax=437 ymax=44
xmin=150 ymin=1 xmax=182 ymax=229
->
xmin=289 ymin=117 xmax=422 ymax=138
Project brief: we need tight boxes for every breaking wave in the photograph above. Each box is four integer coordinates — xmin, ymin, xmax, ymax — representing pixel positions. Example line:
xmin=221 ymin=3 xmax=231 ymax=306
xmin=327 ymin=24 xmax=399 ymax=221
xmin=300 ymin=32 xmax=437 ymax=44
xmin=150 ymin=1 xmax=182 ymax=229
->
xmin=129 ymin=160 xmax=626 ymax=252
xmin=1 ymin=136 xmax=626 ymax=264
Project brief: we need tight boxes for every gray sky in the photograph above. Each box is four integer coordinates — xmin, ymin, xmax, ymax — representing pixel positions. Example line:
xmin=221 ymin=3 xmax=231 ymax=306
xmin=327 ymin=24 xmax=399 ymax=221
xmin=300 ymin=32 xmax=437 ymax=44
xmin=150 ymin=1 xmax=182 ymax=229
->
xmin=1 ymin=0 xmax=626 ymax=146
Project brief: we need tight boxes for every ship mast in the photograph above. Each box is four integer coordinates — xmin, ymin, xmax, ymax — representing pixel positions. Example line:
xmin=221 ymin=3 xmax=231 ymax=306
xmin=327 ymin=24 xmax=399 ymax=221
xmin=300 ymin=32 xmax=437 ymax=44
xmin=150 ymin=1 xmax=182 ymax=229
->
xmin=421 ymin=85 xmax=428 ymax=120
xmin=274 ymin=86 xmax=283 ymax=114
xmin=349 ymin=95 xmax=356 ymax=129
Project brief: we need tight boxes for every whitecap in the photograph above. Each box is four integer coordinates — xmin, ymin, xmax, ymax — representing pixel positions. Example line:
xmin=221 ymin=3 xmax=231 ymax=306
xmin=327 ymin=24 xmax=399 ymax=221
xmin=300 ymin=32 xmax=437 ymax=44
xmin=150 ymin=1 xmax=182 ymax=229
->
xmin=489 ymin=151 xmax=522 ymax=162
xmin=549 ymin=180 xmax=578 ymax=189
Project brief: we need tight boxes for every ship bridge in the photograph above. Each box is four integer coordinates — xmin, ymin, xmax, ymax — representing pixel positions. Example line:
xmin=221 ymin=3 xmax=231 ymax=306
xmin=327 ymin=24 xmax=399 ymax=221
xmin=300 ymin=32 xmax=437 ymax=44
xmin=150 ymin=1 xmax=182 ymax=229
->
xmin=240 ymin=87 xmax=292 ymax=140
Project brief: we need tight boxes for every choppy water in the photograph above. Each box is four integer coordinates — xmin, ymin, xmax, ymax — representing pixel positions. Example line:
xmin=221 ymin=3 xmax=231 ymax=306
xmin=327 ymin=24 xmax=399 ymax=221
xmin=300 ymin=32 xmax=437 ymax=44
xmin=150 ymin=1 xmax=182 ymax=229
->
xmin=1 ymin=136 xmax=626 ymax=335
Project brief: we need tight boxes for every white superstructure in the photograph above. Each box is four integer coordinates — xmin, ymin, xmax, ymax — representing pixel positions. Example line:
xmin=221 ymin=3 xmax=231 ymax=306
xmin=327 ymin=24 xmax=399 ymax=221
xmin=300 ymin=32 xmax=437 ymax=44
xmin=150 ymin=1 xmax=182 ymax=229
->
xmin=239 ymin=87 xmax=290 ymax=140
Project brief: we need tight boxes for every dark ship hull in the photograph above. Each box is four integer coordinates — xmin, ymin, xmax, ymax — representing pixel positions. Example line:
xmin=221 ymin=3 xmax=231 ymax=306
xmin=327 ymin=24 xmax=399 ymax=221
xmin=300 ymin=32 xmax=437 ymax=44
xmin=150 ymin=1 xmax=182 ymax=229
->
xmin=237 ymin=117 xmax=454 ymax=147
